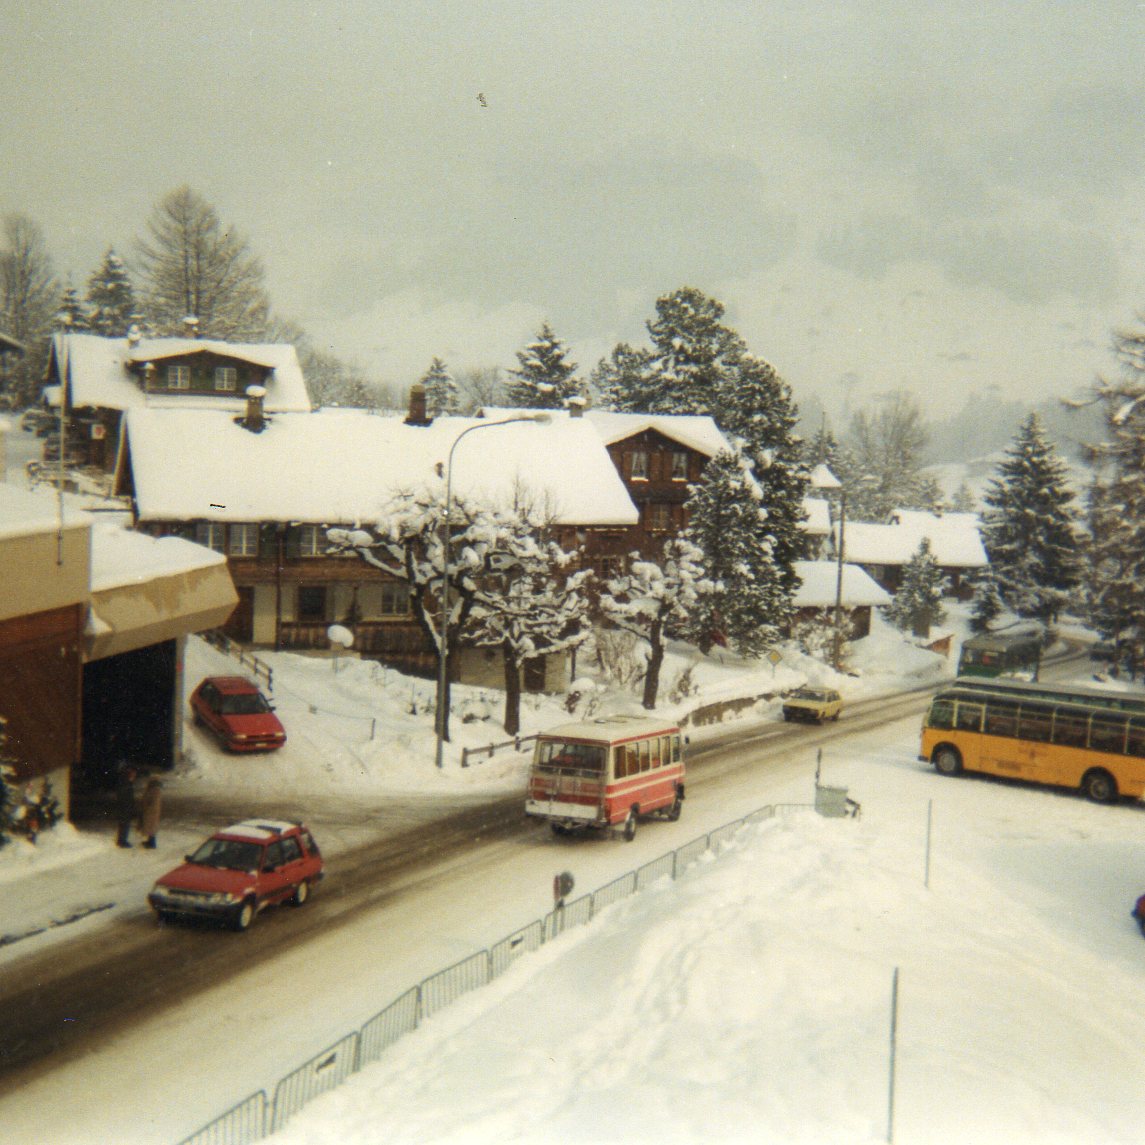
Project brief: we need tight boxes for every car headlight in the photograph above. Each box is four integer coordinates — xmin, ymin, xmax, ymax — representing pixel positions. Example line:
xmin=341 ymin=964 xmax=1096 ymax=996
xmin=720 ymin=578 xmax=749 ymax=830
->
xmin=204 ymin=892 xmax=242 ymax=905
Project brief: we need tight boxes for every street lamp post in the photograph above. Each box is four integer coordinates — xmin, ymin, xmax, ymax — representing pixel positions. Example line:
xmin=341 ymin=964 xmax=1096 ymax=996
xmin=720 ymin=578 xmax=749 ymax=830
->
xmin=434 ymin=414 xmax=551 ymax=769
xmin=832 ymin=488 xmax=846 ymax=673
xmin=809 ymin=464 xmax=846 ymax=673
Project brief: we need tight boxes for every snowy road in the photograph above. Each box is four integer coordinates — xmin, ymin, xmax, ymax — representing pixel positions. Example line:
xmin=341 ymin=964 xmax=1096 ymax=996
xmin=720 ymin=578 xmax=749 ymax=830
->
xmin=0 ymin=695 xmax=936 ymax=1144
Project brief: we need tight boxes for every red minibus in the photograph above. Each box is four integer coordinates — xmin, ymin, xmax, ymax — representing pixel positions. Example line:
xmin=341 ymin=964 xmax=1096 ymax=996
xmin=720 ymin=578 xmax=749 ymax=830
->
xmin=525 ymin=716 xmax=685 ymax=840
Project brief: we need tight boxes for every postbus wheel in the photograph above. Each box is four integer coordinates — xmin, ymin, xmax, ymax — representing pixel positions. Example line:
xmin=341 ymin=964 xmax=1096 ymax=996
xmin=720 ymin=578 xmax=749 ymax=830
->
xmin=933 ymin=746 xmax=963 ymax=777
xmin=1081 ymin=768 xmax=1119 ymax=804
xmin=666 ymin=790 xmax=683 ymax=821
xmin=623 ymin=808 xmax=638 ymax=841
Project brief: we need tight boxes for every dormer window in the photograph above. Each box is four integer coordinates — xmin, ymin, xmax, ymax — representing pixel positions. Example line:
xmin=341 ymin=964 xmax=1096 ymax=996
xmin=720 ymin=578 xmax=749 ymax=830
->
xmin=630 ymin=450 xmax=649 ymax=480
xmin=214 ymin=366 xmax=238 ymax=392
xmin=167 ymin=364 xmax=191 ymax=390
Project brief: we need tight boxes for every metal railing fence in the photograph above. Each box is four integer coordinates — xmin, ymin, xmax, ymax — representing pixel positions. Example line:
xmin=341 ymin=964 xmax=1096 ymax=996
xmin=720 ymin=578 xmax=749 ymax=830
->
xmin=177 ymin=800 xmax=814 ymax=1145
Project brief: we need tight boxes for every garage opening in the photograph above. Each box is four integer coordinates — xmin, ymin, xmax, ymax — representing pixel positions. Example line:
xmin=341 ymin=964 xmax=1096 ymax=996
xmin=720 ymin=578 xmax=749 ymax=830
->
xmin=77 ymin=639 xmax=177 ymax=805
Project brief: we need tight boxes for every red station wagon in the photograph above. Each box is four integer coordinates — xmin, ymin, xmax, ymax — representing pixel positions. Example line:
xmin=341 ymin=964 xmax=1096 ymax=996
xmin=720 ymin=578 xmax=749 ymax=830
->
xmin=148 ymin=819 xmax=323 ymax=931
xmin=190 ymin=676 xmax=286 ymax=752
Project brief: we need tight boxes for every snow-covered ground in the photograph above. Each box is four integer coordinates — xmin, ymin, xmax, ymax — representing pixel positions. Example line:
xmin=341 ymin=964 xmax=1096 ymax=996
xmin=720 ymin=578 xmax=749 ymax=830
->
xmin=3 ymin=606 xmax=1140 ymax=1144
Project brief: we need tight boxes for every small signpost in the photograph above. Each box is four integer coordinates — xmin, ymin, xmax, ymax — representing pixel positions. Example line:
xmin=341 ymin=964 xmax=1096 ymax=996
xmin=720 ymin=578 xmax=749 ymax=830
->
xmin=765 ymin=647 xmax=783 ymax=677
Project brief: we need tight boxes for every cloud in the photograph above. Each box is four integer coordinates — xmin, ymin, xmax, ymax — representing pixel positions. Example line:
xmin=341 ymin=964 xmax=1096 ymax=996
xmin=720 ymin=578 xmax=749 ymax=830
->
xmin=816 ymin=214 xmax=1118 ymax=307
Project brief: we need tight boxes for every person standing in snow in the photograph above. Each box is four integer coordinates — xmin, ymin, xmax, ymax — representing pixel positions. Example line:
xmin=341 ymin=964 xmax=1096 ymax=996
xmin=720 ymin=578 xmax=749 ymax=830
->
xmin=115 ymin=764 xmax=138 ymax=848
xmin=138 ymin=776 xmax=162 ymax=849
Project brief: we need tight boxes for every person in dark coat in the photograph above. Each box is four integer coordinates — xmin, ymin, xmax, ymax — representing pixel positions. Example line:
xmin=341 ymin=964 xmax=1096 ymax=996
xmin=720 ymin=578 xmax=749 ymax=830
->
xmin=138 ymin=777 xmax=162 ymax=849
xmin=116 ymin=765 xmax=138 ymax=848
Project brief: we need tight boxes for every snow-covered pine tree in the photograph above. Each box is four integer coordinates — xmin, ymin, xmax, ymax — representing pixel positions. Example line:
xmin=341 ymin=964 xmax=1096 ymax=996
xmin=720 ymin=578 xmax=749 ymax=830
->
xmin=683 ymin=449 xmax=787 ymax=657
xmin=468 ymin=512 xmax=591 ymax=734
xmin=951 ymin=482 xmax=977 ymax=513
xmin=599 ymin=537 xmax=710 ymax=709
xmin=505 ymin=323 xmax=583 ymax=410
xmin=980 ymin=413 xmax=1083 ymax=624
xmin=838 ymin=392 xmax=940 ymax=520
xmin=54 ymin=285 xmax=90 ymax=332
xmin=420 ymin=357 xmax=459 ymax=417
xmin=884 ymin=538 xmax=947 ymax=637
xmin=85 ymin=248 xmax=138 ymax=336
xmin=719 ymin=353 xmax=808 ymax=599
xmin=591 ymin=342 xmax=653 ymax=410
xmin=967 ymin=565 xmax=1005 ymax=634
xmin=596 ymin=287 xmax=745 ymax=415
xmin=1082 ymin=334 xmax=1145 ymax=645
xmin=803 ymin=422 xmax=840 ymax=470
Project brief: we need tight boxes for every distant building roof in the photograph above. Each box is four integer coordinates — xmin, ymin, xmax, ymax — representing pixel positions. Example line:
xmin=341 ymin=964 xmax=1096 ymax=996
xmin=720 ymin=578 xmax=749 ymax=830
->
xmin=792 ymin=560 xmax=892 ymax=608
xmin=840 ymin=518 xmax=987 ymax=569
xmin=479 ymin=407 xmax=731 ymax=458
xmin=802 ymin=497 xmax=831 ymax=536
xmin=48 ymin=332 xmax=312 ymax=414
xmin=119 ymin=407 xmax=640 ymax=527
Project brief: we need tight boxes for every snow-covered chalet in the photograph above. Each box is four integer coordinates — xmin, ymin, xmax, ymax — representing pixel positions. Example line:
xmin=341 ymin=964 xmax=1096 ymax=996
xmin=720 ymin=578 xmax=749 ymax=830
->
xmin=114 ymin=391 xmax=645 ymax=687
xmin=42 ymin=328 xmax=311 ymax=470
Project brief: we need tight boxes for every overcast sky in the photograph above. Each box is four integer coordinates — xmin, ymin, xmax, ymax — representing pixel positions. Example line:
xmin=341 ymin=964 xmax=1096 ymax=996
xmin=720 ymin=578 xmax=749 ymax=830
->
xmin=5 ymin=2 xmax=1145 ymax=422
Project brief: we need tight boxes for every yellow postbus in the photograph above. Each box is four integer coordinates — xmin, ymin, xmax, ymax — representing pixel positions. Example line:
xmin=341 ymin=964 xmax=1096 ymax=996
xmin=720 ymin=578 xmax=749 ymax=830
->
xmin=920 ymin=678 xmax=1145 ymax=803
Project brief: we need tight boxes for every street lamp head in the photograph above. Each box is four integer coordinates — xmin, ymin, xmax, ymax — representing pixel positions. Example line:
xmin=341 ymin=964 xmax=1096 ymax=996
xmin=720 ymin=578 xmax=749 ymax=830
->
xmin=809 ymin=463 xmax=841 ymax=492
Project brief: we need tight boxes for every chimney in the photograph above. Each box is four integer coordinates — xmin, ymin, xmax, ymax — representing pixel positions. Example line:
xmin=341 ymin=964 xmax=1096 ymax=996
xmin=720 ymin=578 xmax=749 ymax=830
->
xmin=243 ymin=384 xmax=267 ymax=433
xmin=183 ymin=315 xmax=200 ymax=339
xmin=405 ymin=381 xmax=431 ymax=426
xmin=568 ymin=395 xmax=586 ymax=418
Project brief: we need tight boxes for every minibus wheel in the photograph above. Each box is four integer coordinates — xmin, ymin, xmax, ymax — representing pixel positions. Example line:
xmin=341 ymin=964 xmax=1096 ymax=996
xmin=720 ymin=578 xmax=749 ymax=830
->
xmin=666 ymin=791 xmax=683 ymax=821
xmin=623 ymin=808 xmax=638 ymax=841
xmin=933 ymin=747 xmax=962 ymax=777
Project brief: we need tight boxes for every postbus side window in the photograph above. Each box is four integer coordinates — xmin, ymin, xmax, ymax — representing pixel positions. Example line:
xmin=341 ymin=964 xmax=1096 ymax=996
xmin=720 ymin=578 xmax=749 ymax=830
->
xmin=1090 ymin=714 xmax=1128 ymax=755
xmin=1052 ymin=711 xmax=1088 ymax=748
xmin=671 ymin=735 xmax=681 ymax=762
xmin=954 ymin=703 xmax=981 ymax=732
xmin=1017 ymin=704 xmax=1053 ymax=743
xmin=983 ymin=698 xmax=1018 ymax=739
xmin=1128 ymin=718 xmax=1145 ymax=758
xmin=927 ymin=699 xmax=954 ymax=729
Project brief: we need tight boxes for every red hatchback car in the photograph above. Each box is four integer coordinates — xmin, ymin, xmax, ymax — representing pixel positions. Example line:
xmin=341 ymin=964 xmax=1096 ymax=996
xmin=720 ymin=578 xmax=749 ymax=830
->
xmin=190 ymin=676 xmax=286 ymax=752
xmin=148 ymin=819 xmax=323 ymax=931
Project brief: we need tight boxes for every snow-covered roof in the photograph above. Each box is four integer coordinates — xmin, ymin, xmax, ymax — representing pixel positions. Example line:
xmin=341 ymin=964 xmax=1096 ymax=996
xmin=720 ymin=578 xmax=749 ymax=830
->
xmin=89 ymin=519 xmax=227 ymax=592
xmin=0 ymin=481 xmax=89 ymax=541
xmin=480 ymin=407 xmax=731 ymax=458
xmin=889 ymin=508 xmax=981 ymax=531
xmin=839 ymin=519 xmax=987 ymax=569
xmin=50 ymin=333 xmax=312 ymax=414
xmin=792 ymin=560 xmax=891 ymax=608
xmin=802 ymin=497 xmax=831 ymax=535
xmin=121 ymin=408 xmax=639 ymax=527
